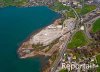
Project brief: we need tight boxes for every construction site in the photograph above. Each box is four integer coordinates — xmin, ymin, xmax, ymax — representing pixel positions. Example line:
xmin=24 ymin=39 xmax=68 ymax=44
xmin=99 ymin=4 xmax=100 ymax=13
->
xmin=30 ymin=18 xmax=76 ymax=46
xmin=18 ymin=18 xmax=76 ymax=58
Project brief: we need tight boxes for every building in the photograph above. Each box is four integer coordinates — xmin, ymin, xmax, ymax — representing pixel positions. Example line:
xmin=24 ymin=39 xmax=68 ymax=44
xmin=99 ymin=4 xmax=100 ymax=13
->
xmin=59 ymin=0 xmax=68 ymax=3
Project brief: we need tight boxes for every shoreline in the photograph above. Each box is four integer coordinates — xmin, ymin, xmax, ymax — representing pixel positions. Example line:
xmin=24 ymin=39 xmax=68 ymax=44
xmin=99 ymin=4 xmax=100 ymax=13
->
xmin=17 ymin=15 xmax=62 ymax=58
xmin=18 ymin=13 xmax=61 ymax=47
xmin=17 ymin=18 xmax=76 ymax=59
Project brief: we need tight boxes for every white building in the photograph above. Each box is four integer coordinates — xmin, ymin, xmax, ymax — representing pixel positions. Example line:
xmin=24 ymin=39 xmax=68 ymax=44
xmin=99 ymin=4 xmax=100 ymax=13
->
xmin=59 ymin=0 xmax=68 ymax=3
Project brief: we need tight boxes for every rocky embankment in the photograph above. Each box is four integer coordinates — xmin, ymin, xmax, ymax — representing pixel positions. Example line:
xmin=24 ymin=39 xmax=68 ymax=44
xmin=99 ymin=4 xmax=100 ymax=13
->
xmin=18 ymin=18 xmax=76 ymax=59
xmin=18 ymin=18 xmax=62 ymax=58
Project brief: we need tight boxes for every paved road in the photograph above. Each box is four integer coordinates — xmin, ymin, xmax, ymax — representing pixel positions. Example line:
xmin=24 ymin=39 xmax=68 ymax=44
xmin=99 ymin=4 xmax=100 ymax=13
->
xmin=83 ymin=9 xmax=100 ymax=39
xmin=50 ymin=9 xmax=100 ymax=72
xmin=50 ymin=4 xmax=100 ymax=72
xmin=50 ymin=6 xmax=83 ymax=71
xmin=50 ymin=6 xmax=81 ymax=71
xmin=50 ymin=19 xmax=81 ymax=72
xmin=50 ymin=35 xmax=71 ymax=72
xmin=71 ymin=7 xmax=80 ymax=19
xmin=84 ymin=23 xmax=92 ymax=39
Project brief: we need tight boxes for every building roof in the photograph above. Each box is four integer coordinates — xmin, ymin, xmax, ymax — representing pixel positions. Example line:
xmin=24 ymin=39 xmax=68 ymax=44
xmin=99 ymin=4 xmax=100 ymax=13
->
xmin=94 ymin=0 xmax=100 ymax=3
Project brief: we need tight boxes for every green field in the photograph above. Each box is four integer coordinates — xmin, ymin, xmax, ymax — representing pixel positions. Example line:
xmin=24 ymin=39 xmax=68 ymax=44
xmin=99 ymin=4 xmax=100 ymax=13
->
xmin=50 ymin=1 xmax=75 ymax=18
xmin=65 ymin=4 xmax=96 ymax=18
xmin=59 ymin=69 xmax=68 ymax=72
xmin=75 ymin=4 xmax=96 ymax=15
xmin=81 ymin=4 xmax=96 ymax=15
xmin=92 ymin=18 xmax=100 ymax=33
xmin=0 ymin=0 xmax=27 ymax=6
xmin=66 ymin=10 xmax=75 ymax=18
xmin=50 ymin=1 xmax=70 ymax=11
xmin=96 ymin=55 xmax=100 ymax=72
xmin=68 ymin=31 xmax=88 ymax=48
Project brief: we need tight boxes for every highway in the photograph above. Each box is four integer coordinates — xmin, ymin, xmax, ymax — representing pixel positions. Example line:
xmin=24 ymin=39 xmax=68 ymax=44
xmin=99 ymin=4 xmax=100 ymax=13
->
xmin=50 ymin=19 xmax=80 ymax=72
xmin=50 ymin=34 xmax=71 ymax=72
xmin=83 ymin=9 xmax=100 ymax=39
xmin=50 ymin=8 xmax=100 ymax=72
xmin=50 ymin=5 xmax=82 ymax=72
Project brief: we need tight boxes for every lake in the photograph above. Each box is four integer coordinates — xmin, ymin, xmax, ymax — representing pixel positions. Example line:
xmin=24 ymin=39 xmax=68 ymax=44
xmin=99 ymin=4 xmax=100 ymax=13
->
xmin=0 ymin=6 xmax=60 ymax=72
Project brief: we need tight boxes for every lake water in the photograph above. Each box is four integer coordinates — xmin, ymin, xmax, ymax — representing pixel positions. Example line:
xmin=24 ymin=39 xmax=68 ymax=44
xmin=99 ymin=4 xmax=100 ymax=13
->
xmin=0 ymin=6 xmax=60 ymax=72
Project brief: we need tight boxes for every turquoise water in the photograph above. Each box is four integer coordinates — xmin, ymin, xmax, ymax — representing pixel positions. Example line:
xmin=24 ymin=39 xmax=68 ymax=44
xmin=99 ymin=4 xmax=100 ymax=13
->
xmin=0 ymin=6 xmax=59 ymax=72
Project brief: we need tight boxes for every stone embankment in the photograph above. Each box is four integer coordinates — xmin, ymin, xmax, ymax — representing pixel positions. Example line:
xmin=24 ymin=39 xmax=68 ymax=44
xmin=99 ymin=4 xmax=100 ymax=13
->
xmin=18 ymin=18 xmax=76 ymax=59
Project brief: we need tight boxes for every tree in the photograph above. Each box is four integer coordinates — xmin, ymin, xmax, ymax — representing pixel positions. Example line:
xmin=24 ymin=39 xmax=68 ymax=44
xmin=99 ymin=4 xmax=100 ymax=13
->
xmin=59 ymin=69 xmax=68 ymax=72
